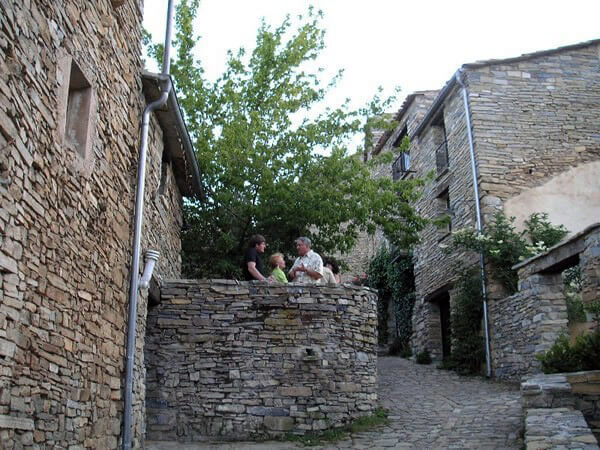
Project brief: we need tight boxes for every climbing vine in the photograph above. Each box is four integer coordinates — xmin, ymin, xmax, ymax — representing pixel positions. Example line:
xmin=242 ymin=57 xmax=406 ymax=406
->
xmin=366 ymin=247 xmax=415 ymax=352
xmin=440 ymin=267 xmax=485 ymax=375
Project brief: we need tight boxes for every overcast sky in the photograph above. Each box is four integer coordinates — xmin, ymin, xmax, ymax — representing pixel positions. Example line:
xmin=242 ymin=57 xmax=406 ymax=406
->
xmin=144 ymin=0 xmax=599 ymax=141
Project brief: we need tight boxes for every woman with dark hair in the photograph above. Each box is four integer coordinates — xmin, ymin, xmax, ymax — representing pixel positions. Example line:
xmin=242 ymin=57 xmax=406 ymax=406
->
xmin=322 ymin=257 xmax=341 ymax=284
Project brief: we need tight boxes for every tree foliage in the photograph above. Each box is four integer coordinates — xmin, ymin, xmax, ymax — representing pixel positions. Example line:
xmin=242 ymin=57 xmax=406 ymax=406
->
xmin=446 ymin=212 xmax=569 ymax=294
xmin=146 ymin=2 xmax=427 ymax=278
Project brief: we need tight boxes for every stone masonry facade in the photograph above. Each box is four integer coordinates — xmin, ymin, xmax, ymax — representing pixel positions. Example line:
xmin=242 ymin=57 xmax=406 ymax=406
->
xmin=0 ymin=1 xmax=195 ymax=448
xmin=145 ymin=280 xmax=378 ymax=441
xmin=366 ymin=39 xmax=600 ymax=361
xmin=490 ymin=224 xmax=600 ymax=380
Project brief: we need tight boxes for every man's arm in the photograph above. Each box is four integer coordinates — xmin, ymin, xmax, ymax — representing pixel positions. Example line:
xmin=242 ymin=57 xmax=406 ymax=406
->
xmin=288 ymin=260 xmax=300 ymax=280
xmin=247 ymin=261 xmax=266 ymax=281
xmin=304 ymin=267 xmax=323 ymax=281
xmin=304 ymin=253 xmax=323 ymax=281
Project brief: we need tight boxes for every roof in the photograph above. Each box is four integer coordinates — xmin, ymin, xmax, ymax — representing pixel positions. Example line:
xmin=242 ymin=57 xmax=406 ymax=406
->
xmin=413 ymin=38 xmax=600 ymax=138
xmin=141 ymin=71 xmax=204 ymax=198
xmin=463 ymin=38 xmax=600 ymax=69
xmin=371 ymin=90 xmax=436 ymax=155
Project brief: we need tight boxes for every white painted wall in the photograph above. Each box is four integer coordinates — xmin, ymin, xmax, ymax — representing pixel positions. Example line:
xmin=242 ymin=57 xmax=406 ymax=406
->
xmin=504 ymin=161 xmax=600 ymax=236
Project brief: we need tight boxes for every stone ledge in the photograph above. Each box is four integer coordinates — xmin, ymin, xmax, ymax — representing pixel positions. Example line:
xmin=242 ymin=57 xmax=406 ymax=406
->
xmin=525 ymin=408 xmax=599 ymax=449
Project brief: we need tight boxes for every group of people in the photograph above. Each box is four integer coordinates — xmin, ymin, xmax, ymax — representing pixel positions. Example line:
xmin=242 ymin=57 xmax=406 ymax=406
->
xmin=243 ymin=234 xmax=341 ymax=284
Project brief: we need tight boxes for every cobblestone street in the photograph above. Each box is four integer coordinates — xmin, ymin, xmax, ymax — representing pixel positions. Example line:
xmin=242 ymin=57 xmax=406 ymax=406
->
xmin=147 ymin=356 xmax=523 ymax=449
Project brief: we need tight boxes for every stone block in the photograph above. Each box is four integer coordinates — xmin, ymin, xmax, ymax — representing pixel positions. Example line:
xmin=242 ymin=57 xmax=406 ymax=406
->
xmin=247 ymin=406 xmax=288 ymax=416
xmin=278 ymin=386 xmax=312 ymax=397
xmin=215 ymin=404 xmax=245 ymax=414
xmin=263 ymin=416 xmax=294 ymax=431
xmin=0 ymin=414 xmax=34 ymax=430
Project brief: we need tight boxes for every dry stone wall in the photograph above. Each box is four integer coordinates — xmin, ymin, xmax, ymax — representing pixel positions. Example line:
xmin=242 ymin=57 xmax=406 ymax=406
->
xmin=489 ymin=273 xmax=568 ymax=380
xmin=145 ymin=280 xmax=378 ymax=441
xmin=0 ymin=1 xmax=185 ymax=448
xmin=490 ymin=225 xmax=600 ymax=380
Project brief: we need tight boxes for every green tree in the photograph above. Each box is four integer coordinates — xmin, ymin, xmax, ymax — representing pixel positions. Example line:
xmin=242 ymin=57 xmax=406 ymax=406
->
xmin=147 ymin=2 xmax=426 ymax=278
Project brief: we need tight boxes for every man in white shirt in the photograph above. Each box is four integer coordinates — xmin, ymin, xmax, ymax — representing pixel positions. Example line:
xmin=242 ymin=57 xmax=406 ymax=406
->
xmin=288 ymin=237 xmax=323 ymax=283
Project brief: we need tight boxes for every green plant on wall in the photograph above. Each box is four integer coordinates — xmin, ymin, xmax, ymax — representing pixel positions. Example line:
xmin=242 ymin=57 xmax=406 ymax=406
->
xmin=366 ymin=246 xmax=415 ymax=350
xmin=537 ymin=331 xmax=600 ymax=374
xmin=586 ymin=300 xmax=600 ymax=332
xmin=445 ymin=212 xmax=568 ymax=294
xmin=440 ymin=267 xmax=485 ymax=375
xmin=563 ymin=265 xmax=586 ymax=323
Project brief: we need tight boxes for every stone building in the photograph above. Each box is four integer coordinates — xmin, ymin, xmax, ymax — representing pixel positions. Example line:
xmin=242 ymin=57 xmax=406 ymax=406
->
xmin=368 ymin=39 xmax=600 ymax=361
xmin=0 ymin=1 xmax=202 ymax=448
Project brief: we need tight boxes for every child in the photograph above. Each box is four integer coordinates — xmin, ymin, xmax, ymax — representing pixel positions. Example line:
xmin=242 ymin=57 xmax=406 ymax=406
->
xmin=269 ymin=253 xmax=288 ymax=283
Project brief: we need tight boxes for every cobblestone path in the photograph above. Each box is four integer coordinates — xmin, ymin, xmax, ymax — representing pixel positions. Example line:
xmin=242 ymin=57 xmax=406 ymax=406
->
xmin=147 ymin=356 xmax=523 ymax=449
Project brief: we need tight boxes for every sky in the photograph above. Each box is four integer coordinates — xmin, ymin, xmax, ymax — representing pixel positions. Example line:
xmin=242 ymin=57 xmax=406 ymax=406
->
xmin=143 ymin=0 xmax=599 ymax=143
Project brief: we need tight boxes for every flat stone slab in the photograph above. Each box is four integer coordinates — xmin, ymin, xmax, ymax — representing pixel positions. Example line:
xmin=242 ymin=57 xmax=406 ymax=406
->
xmin=525 ymin=408 xmax=599 ymax=449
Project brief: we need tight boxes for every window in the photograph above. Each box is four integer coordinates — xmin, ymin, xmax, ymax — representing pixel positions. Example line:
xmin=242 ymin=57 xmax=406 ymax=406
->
xmin=432 ymin=111 xmax=448 ymax=175
xmin=61 ymin=58 xmax=96 ymax=159
xmin=392 ymin=126 xmax=410 ymax=180
xmin=158 ymin=150 xmax=170 ymax=196
xmin=437 ymin=188 xmax=452 ymax=234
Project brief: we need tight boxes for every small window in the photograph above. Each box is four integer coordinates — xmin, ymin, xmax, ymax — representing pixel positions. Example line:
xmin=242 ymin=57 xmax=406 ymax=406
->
xmin=437 ymin=188 xmax=452 ymax=234
xmin=432 ymin=112 xmax=448 ymax=174
xmin=158 ymin=150 xmax=170 ymax=196
xmin=392 ymin=126 xmax=410 ymax=180
xmin=64 ymin=60 xmax=95 ymax=158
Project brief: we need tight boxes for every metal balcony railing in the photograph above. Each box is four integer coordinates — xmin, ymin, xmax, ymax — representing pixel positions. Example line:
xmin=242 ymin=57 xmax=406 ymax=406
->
xmin=392 ymin=152 xmax=410 ymax=180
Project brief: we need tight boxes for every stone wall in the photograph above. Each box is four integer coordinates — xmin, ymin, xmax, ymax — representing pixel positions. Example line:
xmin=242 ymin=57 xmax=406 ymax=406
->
xmin=467 ymin=42 xmax=600 ymax=225
xmin=581 ymin=225 xmax=600 ymax=305
xmin=145 ymin=280 xmax=378 ymax=441
xmin=409 ymin=88 xmax=481 ymax=356
xmin=382 ymin=41 xmax=600 ymax=358
xmin=490 ymin=224 xmax=600 ymax=380
xmin=489 ymin=273 xmax=568 ymax=380
xmin=0 ymin=1 xmax=185 ymax=448
xmin=522 ymin=371 xmax=600 ymax=448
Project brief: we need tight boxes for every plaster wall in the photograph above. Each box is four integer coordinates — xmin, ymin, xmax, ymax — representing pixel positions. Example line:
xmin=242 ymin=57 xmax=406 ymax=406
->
xmin=504 ymin=161 xmax=600 ymax=236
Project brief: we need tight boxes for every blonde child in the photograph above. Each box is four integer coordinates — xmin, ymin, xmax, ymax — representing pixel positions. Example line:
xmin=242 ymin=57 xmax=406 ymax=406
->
xmin=269 ymin=253 xmax=288 ymax=283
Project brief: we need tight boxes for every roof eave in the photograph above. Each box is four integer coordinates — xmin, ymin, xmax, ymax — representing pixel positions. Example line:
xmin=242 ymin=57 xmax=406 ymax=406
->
xmin=141 ymin=71 xmax=205 ymax=200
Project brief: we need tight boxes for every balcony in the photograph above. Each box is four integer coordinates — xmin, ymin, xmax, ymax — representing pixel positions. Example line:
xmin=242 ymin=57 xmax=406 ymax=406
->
xmin=392 ymin=152 xmax=411 ymax=181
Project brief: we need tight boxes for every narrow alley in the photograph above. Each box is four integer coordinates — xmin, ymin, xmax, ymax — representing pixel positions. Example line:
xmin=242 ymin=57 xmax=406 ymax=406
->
xmin=147 ymin=356 xmax=523 ymax=449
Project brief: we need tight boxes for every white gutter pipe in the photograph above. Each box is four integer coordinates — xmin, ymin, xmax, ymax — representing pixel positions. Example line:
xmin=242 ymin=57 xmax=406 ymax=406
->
xmin=122 ymin=1 xmax=175 ymax=448
xmin=454 ymin=69 xmax=493 ymax=378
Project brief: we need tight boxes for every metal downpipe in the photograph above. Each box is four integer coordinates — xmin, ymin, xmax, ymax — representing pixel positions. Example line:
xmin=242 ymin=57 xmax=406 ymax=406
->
xmin=122 ymin=0 xmax=175 ymax=448
xmin=455 ymin=69 xmax=493 ymax=378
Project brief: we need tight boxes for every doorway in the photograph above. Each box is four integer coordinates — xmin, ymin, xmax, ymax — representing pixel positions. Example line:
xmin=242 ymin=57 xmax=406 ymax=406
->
xmin=436 ymin=292 xmax=451 ymax=360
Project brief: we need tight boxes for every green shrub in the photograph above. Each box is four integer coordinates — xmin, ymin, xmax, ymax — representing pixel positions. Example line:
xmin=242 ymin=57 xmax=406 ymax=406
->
xmin=567 ymin=296 xmax=587 ymax=323
xmin=524 ymin=212 xmax=568 ymax=250
xmin=537 ymin=334 xmax=582 ymax=374
xmin=447 ymin=212 xmax=569 ymax=294
xmin=388 ymin=337 xmax=411 ymax=358
xmin=537 ymin=332 xmax=600 ymax=374
xmin=416 ymin=349 xmax=432 ymax=365
xmin=445 ymin=269 xmax=485 ymax=375
xmin=563 ymin=266 xmax=586 ymax=323
xmin=586 ymin=300 xmax=600 ymax=332
xmin=575 ymin=332 xmax=600 ymax=371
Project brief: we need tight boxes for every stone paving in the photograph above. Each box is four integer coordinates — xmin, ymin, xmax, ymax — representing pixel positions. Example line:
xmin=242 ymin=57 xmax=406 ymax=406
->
xmin=146 ymin=356 xmax=523 ymax=449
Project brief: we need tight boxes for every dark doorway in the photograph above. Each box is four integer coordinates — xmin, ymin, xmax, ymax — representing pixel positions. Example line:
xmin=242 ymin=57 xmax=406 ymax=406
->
xmin=437 ymin=293 xmax=451 ymax=359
